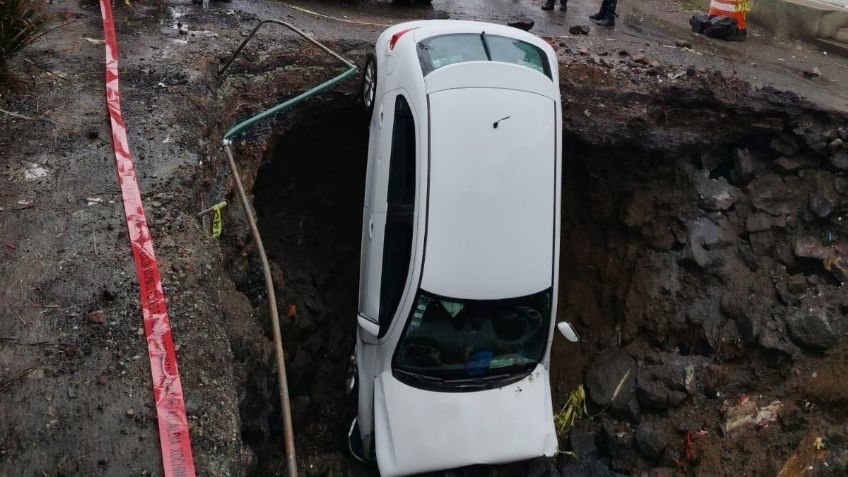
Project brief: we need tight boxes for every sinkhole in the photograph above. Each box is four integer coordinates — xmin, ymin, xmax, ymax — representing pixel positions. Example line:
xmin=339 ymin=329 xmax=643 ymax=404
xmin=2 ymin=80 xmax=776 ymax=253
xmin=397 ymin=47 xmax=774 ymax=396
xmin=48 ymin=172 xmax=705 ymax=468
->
xmin=233 ymin=90 xmax=848 ymax=477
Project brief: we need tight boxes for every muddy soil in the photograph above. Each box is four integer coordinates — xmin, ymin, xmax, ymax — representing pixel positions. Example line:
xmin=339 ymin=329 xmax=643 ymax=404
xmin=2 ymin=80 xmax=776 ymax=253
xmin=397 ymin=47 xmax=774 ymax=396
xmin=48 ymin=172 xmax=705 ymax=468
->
xmin=251 ymin=98 xmax=370 ymax=476
xmin=2 ymin=1 xmax=848 ymax=477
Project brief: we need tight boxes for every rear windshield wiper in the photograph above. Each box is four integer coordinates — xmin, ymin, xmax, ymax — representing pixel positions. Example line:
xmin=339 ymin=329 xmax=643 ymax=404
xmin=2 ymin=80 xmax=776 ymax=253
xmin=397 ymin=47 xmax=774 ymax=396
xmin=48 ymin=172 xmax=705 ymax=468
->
xmin=480 ymin=31 xmax=492 ymax=60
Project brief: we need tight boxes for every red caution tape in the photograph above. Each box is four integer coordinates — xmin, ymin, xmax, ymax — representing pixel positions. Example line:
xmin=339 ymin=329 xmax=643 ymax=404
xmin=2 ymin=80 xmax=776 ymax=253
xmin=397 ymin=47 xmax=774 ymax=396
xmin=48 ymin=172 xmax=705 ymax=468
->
xmin=98 ymin=2 xmax=196 ymax=476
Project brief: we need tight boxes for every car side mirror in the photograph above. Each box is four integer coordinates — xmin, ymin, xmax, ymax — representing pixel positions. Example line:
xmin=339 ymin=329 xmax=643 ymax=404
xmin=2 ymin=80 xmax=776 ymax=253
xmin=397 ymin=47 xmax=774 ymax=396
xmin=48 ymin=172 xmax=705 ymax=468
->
xmin=357 ymin=315 xmax=381 ymax=344
xmin=557 ymin=322 xmax=580 ymax=343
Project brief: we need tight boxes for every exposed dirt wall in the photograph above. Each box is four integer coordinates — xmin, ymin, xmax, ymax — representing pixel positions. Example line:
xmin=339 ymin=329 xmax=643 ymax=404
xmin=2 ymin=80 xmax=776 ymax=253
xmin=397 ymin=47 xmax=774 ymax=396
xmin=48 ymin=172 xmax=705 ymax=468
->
xmin=216 ymin=54 xmax=848 ymax=476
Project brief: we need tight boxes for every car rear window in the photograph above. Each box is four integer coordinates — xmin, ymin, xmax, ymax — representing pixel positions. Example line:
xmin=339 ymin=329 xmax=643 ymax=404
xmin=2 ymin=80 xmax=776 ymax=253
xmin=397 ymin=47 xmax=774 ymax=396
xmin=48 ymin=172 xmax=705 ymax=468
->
xmin=417 ymin=33 xmax=551 ymax=79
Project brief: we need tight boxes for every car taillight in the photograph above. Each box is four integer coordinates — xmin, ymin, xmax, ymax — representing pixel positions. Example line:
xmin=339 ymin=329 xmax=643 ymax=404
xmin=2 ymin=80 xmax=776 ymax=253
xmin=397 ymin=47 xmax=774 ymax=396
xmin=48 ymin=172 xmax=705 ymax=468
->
xmin=389 ymin=28 xmax=416 ymax=50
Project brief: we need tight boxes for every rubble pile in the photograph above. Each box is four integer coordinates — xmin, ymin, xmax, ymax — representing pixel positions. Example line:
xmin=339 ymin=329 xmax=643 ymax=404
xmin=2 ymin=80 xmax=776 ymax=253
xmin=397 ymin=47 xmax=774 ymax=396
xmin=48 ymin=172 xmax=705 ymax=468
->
xmin=557 ymin=110 xmax=848 ymax=474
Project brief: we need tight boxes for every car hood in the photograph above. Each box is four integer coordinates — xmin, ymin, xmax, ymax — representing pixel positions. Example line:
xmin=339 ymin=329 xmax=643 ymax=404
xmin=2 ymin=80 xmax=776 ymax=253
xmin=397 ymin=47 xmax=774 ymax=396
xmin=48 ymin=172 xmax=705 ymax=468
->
xmin=373 ymin=365 xmax=557 ymax=477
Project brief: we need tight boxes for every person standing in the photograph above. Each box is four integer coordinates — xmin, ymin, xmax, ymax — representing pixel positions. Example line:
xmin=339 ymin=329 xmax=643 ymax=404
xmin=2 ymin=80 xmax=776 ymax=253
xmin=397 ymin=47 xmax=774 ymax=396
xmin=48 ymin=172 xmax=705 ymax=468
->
xmin=541 ymin=0 xmax=568 ymax=11
xmin=589 ymin=0 xmax=617 ymax=27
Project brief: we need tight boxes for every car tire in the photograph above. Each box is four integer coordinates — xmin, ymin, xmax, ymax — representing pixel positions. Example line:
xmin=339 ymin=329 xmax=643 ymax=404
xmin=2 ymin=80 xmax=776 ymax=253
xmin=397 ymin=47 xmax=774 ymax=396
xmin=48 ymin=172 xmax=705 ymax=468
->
xmin=362 ymin=53 xmax=378 ymax=118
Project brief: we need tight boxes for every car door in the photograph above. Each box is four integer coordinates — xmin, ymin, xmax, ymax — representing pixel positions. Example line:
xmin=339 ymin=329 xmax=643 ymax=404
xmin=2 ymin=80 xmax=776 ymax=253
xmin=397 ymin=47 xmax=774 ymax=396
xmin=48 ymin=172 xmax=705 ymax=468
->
xmin=358 ymin=92 xmax=417 ymax=337
xmin=356 ymin=92 xmax=419 ymax=451
xmin=358 ymin=92 xmax=395 ymax=325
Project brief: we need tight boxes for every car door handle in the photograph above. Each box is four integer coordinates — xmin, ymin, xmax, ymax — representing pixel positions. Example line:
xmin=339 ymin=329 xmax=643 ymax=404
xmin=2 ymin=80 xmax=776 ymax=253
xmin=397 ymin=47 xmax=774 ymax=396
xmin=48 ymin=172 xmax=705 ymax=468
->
xmin=369 ymin=216 xmax=374 ymax=239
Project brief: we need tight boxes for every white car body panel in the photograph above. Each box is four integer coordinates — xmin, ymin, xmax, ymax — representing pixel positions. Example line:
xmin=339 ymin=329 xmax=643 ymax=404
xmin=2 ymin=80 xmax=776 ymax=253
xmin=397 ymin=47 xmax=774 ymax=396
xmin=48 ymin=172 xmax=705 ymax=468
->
xmin=354 ymin=19 xmax=563 ymax=476
xmin=373 ymin=365 xmax=558 ymax=477
xmin=422 ymin=87 xmax=556 ymax=299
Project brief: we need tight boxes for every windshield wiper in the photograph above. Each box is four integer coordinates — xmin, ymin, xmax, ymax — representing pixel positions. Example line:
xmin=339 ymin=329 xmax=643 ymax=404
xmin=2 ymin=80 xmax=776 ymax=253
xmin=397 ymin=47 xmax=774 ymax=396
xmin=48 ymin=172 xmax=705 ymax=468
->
xmin=394 ymin=368 xmax=444 ymax=383
xmin=396 ymin=368 xmax=505 ymax=389
xmin=443 ymin=372 xmax=512 ymax=384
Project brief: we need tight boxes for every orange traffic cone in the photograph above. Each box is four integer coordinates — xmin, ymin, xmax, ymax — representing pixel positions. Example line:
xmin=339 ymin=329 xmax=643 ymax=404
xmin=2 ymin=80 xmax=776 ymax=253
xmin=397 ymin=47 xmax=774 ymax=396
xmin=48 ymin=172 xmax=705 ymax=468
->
xmin=708 ymin=0 xmax=750 ymax=30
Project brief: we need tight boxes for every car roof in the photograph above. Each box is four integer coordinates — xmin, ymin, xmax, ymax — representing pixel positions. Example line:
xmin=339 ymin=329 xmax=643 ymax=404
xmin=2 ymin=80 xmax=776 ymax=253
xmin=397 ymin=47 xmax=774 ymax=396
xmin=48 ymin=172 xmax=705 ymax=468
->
xmin=420 ymin=86 xmax=557 ymax=300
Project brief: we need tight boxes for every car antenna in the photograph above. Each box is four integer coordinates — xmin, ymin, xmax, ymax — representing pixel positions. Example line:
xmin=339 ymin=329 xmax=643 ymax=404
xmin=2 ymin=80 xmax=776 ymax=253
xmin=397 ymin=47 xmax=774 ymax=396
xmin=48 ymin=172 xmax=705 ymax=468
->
xmin=493 ymin=116 xmax=511 ymax=129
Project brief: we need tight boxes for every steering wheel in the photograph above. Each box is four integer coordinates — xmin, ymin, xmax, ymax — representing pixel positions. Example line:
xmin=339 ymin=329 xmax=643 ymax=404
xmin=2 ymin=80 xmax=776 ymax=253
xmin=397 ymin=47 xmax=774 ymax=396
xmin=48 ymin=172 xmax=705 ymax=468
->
xmin=491 ymin=306 xmax=544 ymax=347
xmin=403 ymin=339 xmax=445 ymax=367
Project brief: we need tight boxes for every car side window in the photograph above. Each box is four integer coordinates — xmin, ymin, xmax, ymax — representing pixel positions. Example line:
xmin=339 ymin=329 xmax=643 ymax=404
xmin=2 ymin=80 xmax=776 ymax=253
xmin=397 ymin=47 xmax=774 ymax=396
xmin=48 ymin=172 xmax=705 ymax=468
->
xmin=378 ymin=95 xmax=416 ymax=337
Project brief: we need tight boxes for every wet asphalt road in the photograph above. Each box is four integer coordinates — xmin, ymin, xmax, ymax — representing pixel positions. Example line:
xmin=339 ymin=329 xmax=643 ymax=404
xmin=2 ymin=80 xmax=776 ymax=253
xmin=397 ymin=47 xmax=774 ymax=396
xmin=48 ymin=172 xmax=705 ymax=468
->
xmin=217 ymin=0 xmax=847 ymax=110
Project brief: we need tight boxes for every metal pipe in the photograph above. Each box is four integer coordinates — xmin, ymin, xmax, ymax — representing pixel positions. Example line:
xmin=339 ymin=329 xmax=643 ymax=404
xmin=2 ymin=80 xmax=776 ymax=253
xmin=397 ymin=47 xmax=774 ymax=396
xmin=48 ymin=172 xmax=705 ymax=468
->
xmin=224 ymin=143 xmax=298 ymax=477
xmin=219 ymin=19 xmax=357 ymax=142
xmin=219 ymin=20 xmax=356 ymax=78
xmin=217 ymin=19 xmax=359 ymax=477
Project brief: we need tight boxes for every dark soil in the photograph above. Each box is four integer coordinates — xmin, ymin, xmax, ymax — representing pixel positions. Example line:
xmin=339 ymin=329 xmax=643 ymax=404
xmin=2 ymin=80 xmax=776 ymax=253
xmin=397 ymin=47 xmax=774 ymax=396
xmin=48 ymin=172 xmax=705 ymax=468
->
xmin=250 ymin=98 xmax=370 ymax=476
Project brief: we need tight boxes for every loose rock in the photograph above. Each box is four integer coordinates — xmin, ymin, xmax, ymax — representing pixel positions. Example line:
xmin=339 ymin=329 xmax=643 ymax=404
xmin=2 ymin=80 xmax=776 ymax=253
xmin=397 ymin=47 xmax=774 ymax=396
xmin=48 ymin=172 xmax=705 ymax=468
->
xmin=693 ymin=170 xmax=741 ymax=211
xmin=793 ymin=236 xmax=836 ymax=260
xmin=87 ymin=310 xmax=106 ymax=325
xmin=569 ymin=25 xmax=590 ymax=35
xmin=745 ymin=213 xmax=781 ymax=233
xmin=809 ymin=189 xmax=837 ymax=218
xmin=747 ymin=173 xmax=802 ymax=215
xmin=771 ymin=134 xmax=800 ymax=156
xmin=586 ymin=352 xmax=638 ymax=419
xmin=774 ymin=155 xmax=818 ymax=172
xmin=507 ymin=18 xmax=534 ymax=31
xmin=785 ymin=307 xmax=838 ymax=350
xmin=635 ymin=423 xmax=668 ymax=460
xmin=569 ymin=426 xmax=599 ymax=459
xmin=787 ymin=274 xmax=807 ymax=294
xmin=602 ymin=421 xmax=638 ymax=473
xmin=830 ymin=150 xmax=848 ymax=170
xmin=803 ymin=67 xmax=821 ymax=79
xmin=636 ymin=375 xmax=688 ymax=409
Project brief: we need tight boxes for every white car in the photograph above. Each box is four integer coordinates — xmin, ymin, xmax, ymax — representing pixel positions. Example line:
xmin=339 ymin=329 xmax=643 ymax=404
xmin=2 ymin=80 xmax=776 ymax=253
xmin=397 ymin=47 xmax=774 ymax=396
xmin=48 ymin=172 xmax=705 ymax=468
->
xmin=348 ymin=20 xmax=570 ymax=476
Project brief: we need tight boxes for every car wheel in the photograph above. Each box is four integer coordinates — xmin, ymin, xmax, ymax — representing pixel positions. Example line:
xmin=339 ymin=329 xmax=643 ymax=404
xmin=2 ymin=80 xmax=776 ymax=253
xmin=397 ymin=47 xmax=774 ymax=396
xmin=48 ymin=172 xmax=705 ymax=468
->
xmin=362 ymin=53 xmax=378 ymax=117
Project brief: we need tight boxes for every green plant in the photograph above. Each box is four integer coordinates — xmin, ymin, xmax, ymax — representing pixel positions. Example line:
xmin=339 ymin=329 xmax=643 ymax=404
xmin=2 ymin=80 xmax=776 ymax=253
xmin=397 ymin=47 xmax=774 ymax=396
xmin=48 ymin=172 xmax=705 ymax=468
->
xmin=554 ymin=385 xmax=586 ymax=435
xmin=0 ymin=0 xmax=52 ymax=64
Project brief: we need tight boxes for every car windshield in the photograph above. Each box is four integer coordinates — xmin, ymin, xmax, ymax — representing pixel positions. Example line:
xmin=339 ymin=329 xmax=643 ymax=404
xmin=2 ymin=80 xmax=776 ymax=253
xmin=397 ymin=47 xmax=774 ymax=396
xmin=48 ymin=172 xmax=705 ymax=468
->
xmin=392 ymin=288 xmax=552 ymax=388
xmin=417 ymin=33 xmax=552 ymax=79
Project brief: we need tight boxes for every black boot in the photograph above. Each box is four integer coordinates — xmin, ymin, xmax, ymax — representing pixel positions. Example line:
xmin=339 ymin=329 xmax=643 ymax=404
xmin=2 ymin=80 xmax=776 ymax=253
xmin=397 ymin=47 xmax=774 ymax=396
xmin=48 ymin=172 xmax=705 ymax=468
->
xmin=560 ymin=0 xmax=568 ymax=11
xmin=589 ymin=0 xmax=607 ymax=20
xmin=591 ymin=0 xmax=617 ymax=27
xmin=541 ymin=0 xmax=555 ymax=10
